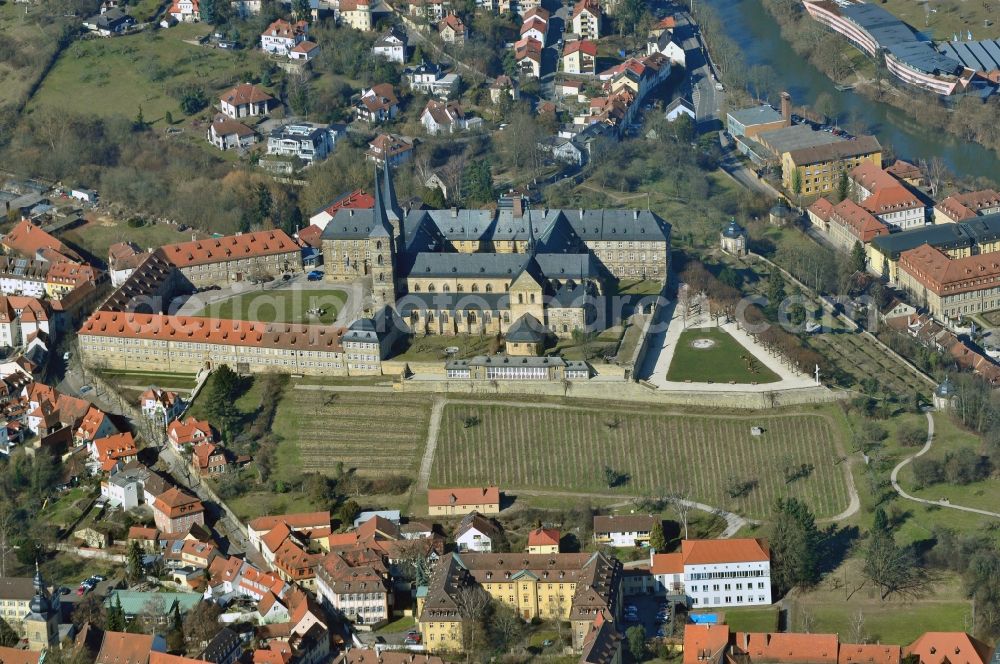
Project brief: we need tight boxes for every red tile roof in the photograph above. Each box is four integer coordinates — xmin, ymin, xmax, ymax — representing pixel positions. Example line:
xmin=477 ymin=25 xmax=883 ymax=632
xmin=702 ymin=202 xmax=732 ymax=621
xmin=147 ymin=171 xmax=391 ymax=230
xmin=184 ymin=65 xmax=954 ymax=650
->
xmin=734 ymin=632 xmax=839 ymax=664
xmin=0 ymin=647 xmax=41 ymax=664
xmin=153 ymin=487 xmax=204 ymax=519
xmin=262 ymin=18 xmax=307 ymax=39
xmin=861 ymin=186 xmax=923 ymax=214
xmin=96 ymin=632 xmax=157 ymax=664
xmin=904 ymin=633 xmax=993 ymax=664
xmin=838 ymin=644 xmax=902 ymax=664
xmin=830 ymin=199 xmax=890 ymax=242
xmin=80 ymin=312 xmax=346 ymax=353
xmin=219 ymin=83 xmax=275 ymax=106
xmin=680 ymin=538 xmax=770 ymax=565
xmin=93 ymin=432 xmax=138 ymax=472
xmin=168 ymin=417 xmax=213 ymax=447
xmin=564 ymin=39 xmax=598 ymax=56
xmin=297 ymin=224 xmax=323 ymax=248
xmin=162 ymin=229 xmax=297 ymax=267
xmin=527 ymin=527 xmax=560 ymax=547
xmin=684 ymin=625 xmax=730 ymax=664
xmin=249 ymin=511 xmax=331 ymax=533
xmin=428 ymin=486 xmax=500 ymax=507
xmin=572 ymin=0 xmax=600 ymax=18
xmin=367 ymin=133 xmax=413 ymax=158
xmin=808 ymin=198 xmax=835 ymax=222
xmin=650 ymin=552 xmax=683 ymax=574
xmin=2 ymin=220 xmax=82 ymax=263
xmin=515 ymin=37 xmax=543 ymax=62
xmin=898 ymin=243 xmax=1000 ymax=297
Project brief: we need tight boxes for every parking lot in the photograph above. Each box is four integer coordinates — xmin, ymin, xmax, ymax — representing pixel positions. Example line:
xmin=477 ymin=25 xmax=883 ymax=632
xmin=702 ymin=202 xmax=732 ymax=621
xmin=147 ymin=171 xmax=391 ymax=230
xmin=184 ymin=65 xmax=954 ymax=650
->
xmin=623 ymin=593 xmax=679 ymax=639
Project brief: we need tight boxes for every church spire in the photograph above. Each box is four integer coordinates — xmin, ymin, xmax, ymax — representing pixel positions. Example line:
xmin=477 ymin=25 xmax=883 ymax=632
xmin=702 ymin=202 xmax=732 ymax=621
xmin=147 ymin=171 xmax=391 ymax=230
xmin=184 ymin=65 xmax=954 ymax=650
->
xmin=369 ymin=164 xmax=391 ymax=238
xmin=382 ymin=163 xmax=401 ymax=223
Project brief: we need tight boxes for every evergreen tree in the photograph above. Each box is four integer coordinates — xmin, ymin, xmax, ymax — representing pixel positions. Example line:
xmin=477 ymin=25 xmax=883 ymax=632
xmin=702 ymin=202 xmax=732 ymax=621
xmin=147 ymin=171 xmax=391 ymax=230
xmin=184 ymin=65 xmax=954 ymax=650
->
xmin=872 ymin=506 xmax=889 ymax=534
xmin=791 ymin=168 xmax=802 ymax=196
xmin=837 ymin=169 xmax=849 ymax=202
xmin=766 ymin=272 xmax=786 ymax=318
xmin=133 ymin=105 xmax=146 ymax=131
xmin=294 ymin=0 xmax=312 ymax=20
xmin=649 ymin=520 xmax=668 ymax=552
xmin=107 ymin=596 xmax=126 ymax=632
xmin=850 ymin=241 xmax=867 ymax=274
xmin=126 ymin=540 xmax=144 ymax=583
xmin=164 ymin=111 xmax=174 ymax=125
xmin=769 ymin=498 xmax=821 ymax=595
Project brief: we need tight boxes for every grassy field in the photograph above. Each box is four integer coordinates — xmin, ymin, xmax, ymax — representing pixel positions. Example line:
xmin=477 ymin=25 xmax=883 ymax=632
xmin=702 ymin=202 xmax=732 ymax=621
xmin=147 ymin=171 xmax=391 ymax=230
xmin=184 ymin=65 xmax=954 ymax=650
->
xmin=789 ymin=559 xmax=971 ymax=645
xmin=880 ymin=0 xmax=1000 ymax=41
xmin=99 ymin=369 xmax=198 ymax=390
xmin=715 ymin=607 xmax=779 ymax=632
xmin=431 ymin=404 xmax=851 ymax=520
xmin=196 ymin=289 xmax=348 ymax=325
xmin=896 ymin=413 xmax=1000 ymax=515
xmin=30 ymin=24 xmax=258 ymax=125
xmin=666 ymin=327 xmax=780 ymax=384
xmin=60 ymin=217 xmax=193 ymax=266
xmin=0 ymin=4 xmax=68 ymax=107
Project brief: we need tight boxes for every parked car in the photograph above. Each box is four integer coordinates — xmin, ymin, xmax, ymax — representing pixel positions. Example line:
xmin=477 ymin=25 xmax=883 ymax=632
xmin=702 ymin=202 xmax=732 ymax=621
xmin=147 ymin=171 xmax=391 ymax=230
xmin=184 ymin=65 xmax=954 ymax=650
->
xmin=80 ymin=385 xmax=93 ymax=394
xmin=307 ymin=271 xmax=324 ymax=281
xmin=404 ymin=634 xmax=422 ymax=645
xmin=282 ymin=273 xmax=292 ymax=281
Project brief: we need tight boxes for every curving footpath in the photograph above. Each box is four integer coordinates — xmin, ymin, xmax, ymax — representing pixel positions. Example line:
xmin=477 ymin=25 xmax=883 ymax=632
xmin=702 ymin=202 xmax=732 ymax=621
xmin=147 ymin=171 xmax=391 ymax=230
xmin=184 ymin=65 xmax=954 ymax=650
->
xmin=890 ymin=411 xmax=1000 ymax=519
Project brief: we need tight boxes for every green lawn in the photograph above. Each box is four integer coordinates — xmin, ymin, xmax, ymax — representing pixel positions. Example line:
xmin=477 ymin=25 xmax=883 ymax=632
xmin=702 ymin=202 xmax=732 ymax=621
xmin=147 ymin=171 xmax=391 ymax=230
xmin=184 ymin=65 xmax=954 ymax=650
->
xmin=99 ymin=369 xmax=198 ymax=390
xmin=666 ymin=327 xmax=780 ymax=384
xmin=195 ymin=289 xmax=348 ymax=325
xmin=432 ymin=403 xmax=852 ymax=520
xmin=615 ymin=279 xmax=664 ymax=296
xmin=715 ymin=607 xmax=778 ymax=632
xmin=30 ymin=24 xmax=259 ymax=125
xmin=790 ymin=558 xmax=971 ymax=645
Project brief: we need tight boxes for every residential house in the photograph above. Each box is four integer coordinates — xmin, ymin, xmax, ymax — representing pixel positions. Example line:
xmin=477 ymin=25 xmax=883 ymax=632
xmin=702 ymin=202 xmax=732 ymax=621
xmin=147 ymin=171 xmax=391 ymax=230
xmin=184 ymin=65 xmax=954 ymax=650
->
xmin=340 ymin=0 xmax=373 ymax=31
xmin=355 ymin=84 xmax=400 ymax=123
xmin=559 ymin=79 xmax=585 ymax=100
xmin=421 ymin=100 xmax=477 ymax=135
xmin=260 ymin=19 xmax=308 ymax=56
xmin=90 ymin=432 xmax=138 ymax=473
xmin=0 ymin=296 xmax=51 ymax=348
xmin=455 ymin=512 xmax=500 ymax=552
xmin=593 ymin=515 xmax=655 ymax=547
xmin=373 ymin=27 xmax=407 ymax=63
xmin=400 ymin=520 xmax=435 ymax=540
xmin=650 ymin=538 xmax=772 ymax=607
xmin=168 ymin=417 xmax=213 ymax=451
xmin=152 ymin=487 xmax=206 ymax=534
xmin=108 ymin=243 xmax=150 ymax=287
xmin=571 ymin=0 xmax=601 ymax=40
xmin=563 ymin=40 xmax=597 ymax=75
xmin=849 ymin=163 xmax=926 ymax=230
xmin=75 ymin=405 xmax=118 ymax=446
xmin=408 ymin=0 xmax=451 ymax=21
xmin=207 ymin=115 xmax=257 ymax=151
xmin=309 ymin=189 xmax=376 ymax=230
xmin=354 ymin=510 xmax=402 ymax=527
xmin=520 ymin=8 xmax=549 ymax=44
xmin=248 ymin=512 xmax=331 ymax=561
xmin=515 ymin=37 xmax=543 ymax=78
xmin=365 ymin=133 xmax=414 ymax=167
xmin=490 ymin=75 xmax=519 ymax=103
xmin=315 ymin=550 xmax=392 ymax=626
xmin=439 ymin=14 xmax=467 ymax=44
xmin=201 ymin=627 xmax=242 ymax=664
xmin=427 ymin=486 xmax=500 ymax=516
xmin=539 ymin=136 xmax=585 ymax=166
xmin=168 ymin=0 xmax=200 ymax=21
xmin=527 ymin=527 xmax=560 ymax=554
xmin=95 ymin=632 xmax=167 ymax=664
xmin=0 ymin=577 xmax=34 ymax=637
xmin=267 ymin=123 xmax=342 ymax=164
xmin=289 ymin=41 xmax=321 ymax=62
xmin=2 ymin=220 xmax=83 ymax=264
xmin=886 ymin=159 xmax=925 ymax=187
xmin=579 ymin=612 xmax=622 ymax=664
xmin=219 ymin=84 xmax=274 ymax=119
xmin=647 ymin=30 xmax=685 ymax=66
xmin=665 ymin=97 xmax=695 ymax=122
xmin=83 ymin=7 xmax=136 ymax=35
xmin=233 ymin=0 xmax=263 ymax=16
xmin=139 ymin=387 xmax=183 ymax=425
xmin=824 ymin=198 xmax=890 ymax=254
xmin=406 ymin=61 xmax=461 ymax=98
xmin=0 ymin=648 xmax=39 ymax=664
xmin=192 ymin=442 xmax=229 ymax=476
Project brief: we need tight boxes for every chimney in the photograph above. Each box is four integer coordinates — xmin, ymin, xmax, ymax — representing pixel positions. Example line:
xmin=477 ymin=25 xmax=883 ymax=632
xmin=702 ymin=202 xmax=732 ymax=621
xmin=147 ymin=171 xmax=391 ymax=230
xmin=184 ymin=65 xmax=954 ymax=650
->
xmin=780 ymin=91 xmax=791 ymax=127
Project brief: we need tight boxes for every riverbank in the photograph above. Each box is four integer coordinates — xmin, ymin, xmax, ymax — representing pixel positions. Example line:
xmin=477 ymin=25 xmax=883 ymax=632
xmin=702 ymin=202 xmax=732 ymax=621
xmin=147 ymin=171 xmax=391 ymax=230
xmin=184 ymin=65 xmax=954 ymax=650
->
xmin=757 ymin=0 xmax=1000 ymax=163
xmin=693 ymin=0 xmax=1000 ymax=185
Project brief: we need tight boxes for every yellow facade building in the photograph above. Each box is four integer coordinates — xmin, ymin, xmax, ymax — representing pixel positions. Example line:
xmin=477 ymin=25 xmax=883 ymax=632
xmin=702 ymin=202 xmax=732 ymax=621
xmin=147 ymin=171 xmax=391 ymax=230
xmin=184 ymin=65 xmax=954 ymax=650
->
xmin=419 ymin=551 xmax=621 ymax=653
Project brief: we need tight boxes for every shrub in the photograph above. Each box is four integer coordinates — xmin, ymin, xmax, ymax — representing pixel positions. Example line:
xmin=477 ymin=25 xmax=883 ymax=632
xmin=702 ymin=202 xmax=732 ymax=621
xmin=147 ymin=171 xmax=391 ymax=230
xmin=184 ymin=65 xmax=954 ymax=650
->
xmin=943 ymin=448 xmax=990 ymax=485
xmin=911 ymin=457 xmax=944 ymax=489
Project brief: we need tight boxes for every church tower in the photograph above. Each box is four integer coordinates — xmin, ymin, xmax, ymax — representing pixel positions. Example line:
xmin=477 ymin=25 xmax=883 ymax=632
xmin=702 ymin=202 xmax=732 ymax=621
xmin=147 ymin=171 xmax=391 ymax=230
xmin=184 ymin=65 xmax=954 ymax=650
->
xmin=369 ymin=166 xmax=397 ymax=310
xmin=25 ymin=563 xmax=59 ymax=652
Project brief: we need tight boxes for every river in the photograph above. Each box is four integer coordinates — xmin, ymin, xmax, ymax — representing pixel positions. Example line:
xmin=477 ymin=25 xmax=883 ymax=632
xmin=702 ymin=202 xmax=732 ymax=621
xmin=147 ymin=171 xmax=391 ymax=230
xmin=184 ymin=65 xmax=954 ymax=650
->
xmin=700 ymin=0 xmax=1000 ymax=184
